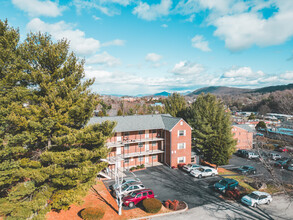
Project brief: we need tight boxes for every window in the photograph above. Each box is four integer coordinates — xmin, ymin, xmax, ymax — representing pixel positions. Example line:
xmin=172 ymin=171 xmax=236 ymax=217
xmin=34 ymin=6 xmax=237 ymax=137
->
xmin=206 ymin=169 xmax=212 ymax=172
xmin=152 ymin=155 xmax=157 ymax=159
xmin=139 ymin=131 xmax=144 ymax=135
xmin=134 ymin=186 xmax=139 ymax=189
xmin=143 ymin=192 xmax=147 ymax=196
xmin=124 ymin=132 xmax=129 ymax=136
xmin=152 ymin=130 xmax=156 ymax=133
xmin=138 ymin=142 xmax=143 ymax=148
xmin=178 ymin=130 xmax=186 ymax=136
xmin=148 ymin=191 xmax=153 ymax=195
xmin=124 ymin=144 xmax=130 ymax=150
xmin=177 ymin=156 xmax=185 ymax=163
xmin=138 ymin=156 xmax=144 ymax=162
xmin=136 ymin=193 xmax=142 ymax=198
xmin=180 ymin=121 xmax=183 ymax=125
xmin=152 ymin=141 xmax=156 ymax=146
xmin=191 ymin=157 xmax=195 ymax=162
xmin=124 ymin=159 xmax=129 ymax=163
xmin=177 ymin=143 xmax=186 ymax=149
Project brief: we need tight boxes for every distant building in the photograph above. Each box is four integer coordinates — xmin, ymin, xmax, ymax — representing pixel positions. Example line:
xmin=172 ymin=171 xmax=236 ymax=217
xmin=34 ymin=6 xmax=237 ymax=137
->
xmin=88 ymin=114 xmax=192 ymax=177
xmin=232 ymin=124 xmax=255 ymax=150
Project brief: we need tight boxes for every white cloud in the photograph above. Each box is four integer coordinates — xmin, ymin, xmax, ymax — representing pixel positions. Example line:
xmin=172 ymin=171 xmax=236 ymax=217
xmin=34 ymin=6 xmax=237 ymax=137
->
xmin=26 ymin=18 xmax=100 ymax=56
xmin=87 ymin=51 xmax=121 ymax=67
xmin=102 ymin=39 xmax=125 ymax=47
xmin=132 ymin=0 xmax=172 ymax=21
xmin=12 ymin=0 xmax=65 ymax=17
xmin=171 ymin=61 xmax=204 ymax=75
xmin=280 ymin=71 xmax=293 ymax=80
xmin=92 ymin=15 xmax=101 ymax=20
xmin=145 ymin=53 xmax=162 ymax=62
xmin=161 ymin=24 xmax=168 ymax=28
xmin=185 ymin=14 xmax=195 ymax=22
xmin=223 ymin=67 xmax=264 ymax=78
xmin=191 ymin=35 xmax=211 ymax=52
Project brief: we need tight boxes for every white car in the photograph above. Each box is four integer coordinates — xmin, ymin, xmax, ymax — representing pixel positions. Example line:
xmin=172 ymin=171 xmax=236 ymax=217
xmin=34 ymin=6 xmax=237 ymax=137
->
xmin=246 ymin=152 xmax=259 ymax=159
xmin=111 ymin=177 xmax=141 ymax=190
xmin=182 ymin=164 xmax=201 ymax=172
xmin=241 ymin=191 xmax=272 ymax=207
xmin=269 ymin=153 xmax=282 ymax=160
xmin=190 ymin=167 xmax=218 ymax=178
xmin=114 ymin=182 xmax=145 ymax=197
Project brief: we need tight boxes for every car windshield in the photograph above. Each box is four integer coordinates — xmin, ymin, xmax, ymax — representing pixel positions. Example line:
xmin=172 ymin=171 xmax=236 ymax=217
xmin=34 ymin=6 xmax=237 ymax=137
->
xmin=121 ymin=184 xmax=129 ymax=191
xmin=219 ymin=180 xmax=228 ymax=185
xmin=248 ymin=193 xmax=259 ymax=200
xmin=241 ymin=166 xmax=249 ymax=170
xmin=187 ymin=164 xmax=192 ymax=167
xmin=129 ymin=192 xmax=138 ymax=198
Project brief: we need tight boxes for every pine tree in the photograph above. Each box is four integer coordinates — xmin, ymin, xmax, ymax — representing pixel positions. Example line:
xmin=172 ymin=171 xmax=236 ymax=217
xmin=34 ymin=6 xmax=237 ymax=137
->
xmin=0 ymin=20 xmax=115 ymax=219
xmin=163 ymin=93 xmax=186 ymax=117
xmin=187 ymin=93 xmax=236 ymax=166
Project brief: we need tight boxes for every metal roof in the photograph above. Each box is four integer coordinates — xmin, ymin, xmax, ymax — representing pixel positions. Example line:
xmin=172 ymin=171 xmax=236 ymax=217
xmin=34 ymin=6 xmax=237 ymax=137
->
xmin=233 ymin=124 xmax=256 ymax=133
xmin=87 ymin=114 xmax=182 ymax=132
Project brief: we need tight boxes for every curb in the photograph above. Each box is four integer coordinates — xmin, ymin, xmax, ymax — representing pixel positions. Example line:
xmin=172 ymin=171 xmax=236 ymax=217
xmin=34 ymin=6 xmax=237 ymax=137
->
xmin=130 ymin=201 xmax=188 ymax=220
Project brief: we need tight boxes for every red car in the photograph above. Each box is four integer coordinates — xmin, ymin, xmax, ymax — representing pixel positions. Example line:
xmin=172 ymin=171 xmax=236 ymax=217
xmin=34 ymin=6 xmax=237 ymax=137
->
xmin=122 ymin=189 xmax=154 ymax=208
xmin=278 ymin=147 xmax=289 ymax=152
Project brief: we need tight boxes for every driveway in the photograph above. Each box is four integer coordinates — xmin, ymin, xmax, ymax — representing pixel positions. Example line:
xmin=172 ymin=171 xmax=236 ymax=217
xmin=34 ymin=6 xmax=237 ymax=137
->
xmin=103 ymin=165 xmax=223 ymax=209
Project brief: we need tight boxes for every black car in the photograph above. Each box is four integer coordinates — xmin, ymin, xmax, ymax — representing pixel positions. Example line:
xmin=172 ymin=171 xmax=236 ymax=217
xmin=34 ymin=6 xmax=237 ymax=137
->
xmin=236 ymin=149 xmax=248 ymax=158
xmin=236 ymin=165 xmax=256 ymax=175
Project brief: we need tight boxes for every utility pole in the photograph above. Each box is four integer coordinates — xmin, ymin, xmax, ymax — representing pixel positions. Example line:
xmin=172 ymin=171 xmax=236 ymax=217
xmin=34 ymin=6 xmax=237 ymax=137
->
xmin=115 ymin=160 xmax=123 ymax=215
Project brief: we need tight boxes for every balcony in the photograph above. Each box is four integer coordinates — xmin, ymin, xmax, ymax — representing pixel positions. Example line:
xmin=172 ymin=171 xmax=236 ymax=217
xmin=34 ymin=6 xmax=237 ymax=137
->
xmin=106 ymin=136 xmax=164 ymax=148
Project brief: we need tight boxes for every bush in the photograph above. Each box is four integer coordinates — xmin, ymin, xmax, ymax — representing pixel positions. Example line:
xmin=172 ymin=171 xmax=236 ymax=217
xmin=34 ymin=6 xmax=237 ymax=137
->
xmin=130 ymin=167 xmax=136 ymax=171
xmin=142 ymin=198 xmax=162 ymax=213
xmin=140 ymin=164 xmax=145 ymax=168
xmin=80 ymin=207 xmax=105 ymax=220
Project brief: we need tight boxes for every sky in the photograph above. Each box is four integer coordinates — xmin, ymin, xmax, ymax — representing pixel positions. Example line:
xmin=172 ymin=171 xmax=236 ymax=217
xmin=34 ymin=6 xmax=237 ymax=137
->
xmin=1 ymin=0 xmax=293 ymax=96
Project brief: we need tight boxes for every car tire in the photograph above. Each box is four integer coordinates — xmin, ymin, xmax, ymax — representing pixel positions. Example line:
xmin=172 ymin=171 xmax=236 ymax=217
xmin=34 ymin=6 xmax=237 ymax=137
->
xmin=198 ymin=175 xmax=202 ymax=179
xmin=253 ymin=203 xmax=257 ymax=208
xmin=266 ymin=200 xmax=271 ymax=205
xmin=211 ymin=173 xmax=215 ymax=177
xmin=253 ymin=171 xmax=256 ymax=175
xmin=129 ymin=202 xmax=134 ymax=208
xmin=281 ymin=166 xmax=283 ymax=169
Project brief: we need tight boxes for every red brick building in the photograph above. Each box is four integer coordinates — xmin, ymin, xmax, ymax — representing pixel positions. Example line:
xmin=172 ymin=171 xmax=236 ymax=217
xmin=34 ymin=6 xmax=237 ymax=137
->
xmin=232 ymin=124 xmax=255 ymax=150
xmin=88 ymin=114 xmax=192 ymax=173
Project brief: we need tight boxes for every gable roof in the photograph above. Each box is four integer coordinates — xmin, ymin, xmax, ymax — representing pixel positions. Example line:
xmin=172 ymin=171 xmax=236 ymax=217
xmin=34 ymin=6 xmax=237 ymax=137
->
xmin=233 ymin=124 xmax=256 ymax=133
xmin=87 ymin=114 xmax=184 ymax=132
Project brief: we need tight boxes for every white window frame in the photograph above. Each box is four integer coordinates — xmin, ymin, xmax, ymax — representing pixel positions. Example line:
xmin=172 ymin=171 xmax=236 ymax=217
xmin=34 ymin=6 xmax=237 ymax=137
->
xmin=180 ymin=121 xmax=183 ymax=125
xmin=124 ymin=144 xmax=130 ymax=150
xmin=152 ymin=155 xmax=157 ymax=159
xmin=138 ymin=142 xmax=143 ymax=148
xmin=152 ymin=141 xmax=156 ymax=146
xmin=178 ymin=130 xmax=186 ymax=137
xmin=177 ymin=143 xmax=186 ymax=149
xmin=124 ymin=158 xmax=129 ymax=163
xmin=177 ymin=156 xmax=186 ymax=163
xmin=138 ymin=156 xmax=144 ymax=162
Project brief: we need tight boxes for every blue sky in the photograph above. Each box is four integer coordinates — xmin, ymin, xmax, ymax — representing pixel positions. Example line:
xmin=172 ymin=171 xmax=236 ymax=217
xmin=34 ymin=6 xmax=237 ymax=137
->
xmin=1 ymin=0 xmax=293 ymax=96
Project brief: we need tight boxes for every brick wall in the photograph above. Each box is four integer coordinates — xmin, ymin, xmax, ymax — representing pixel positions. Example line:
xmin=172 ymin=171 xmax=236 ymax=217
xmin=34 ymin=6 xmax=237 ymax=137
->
xmin=232 ymin=126 xmax=253 ymax=150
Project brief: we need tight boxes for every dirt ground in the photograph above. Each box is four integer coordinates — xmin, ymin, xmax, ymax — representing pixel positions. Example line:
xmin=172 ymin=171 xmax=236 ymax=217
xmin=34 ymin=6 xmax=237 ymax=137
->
xmin=46 ymin=179 xmax=171 ymax=220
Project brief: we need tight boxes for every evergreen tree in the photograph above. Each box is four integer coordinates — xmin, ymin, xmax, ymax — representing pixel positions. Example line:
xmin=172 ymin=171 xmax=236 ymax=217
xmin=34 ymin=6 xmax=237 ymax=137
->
xmin=187 ymin=94 xmax=236 ymax=166
xmin=163 ymin=93 xmax=186 ymax=117
xmin=0 ymin=20 xmax=115 ymax=219
xmin=256 ymin=121 xmax=267 ymax=131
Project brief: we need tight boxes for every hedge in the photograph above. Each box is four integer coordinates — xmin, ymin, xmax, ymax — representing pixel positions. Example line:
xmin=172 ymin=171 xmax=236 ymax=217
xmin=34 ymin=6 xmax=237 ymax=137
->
xmin=142 ymin=198 xmax=162 ymax=213
xmin=80 ymin=207 xmax=105 ymax=220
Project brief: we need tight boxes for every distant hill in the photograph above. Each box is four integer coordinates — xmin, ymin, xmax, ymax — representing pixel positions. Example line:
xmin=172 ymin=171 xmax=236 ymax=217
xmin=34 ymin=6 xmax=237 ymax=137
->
xmin=153 ymin=91 xmax=171 ymax=97
xmin=187 ymin=86 xmax=252 ymax=96
xmin=251 ymin=83 xmax=293 ymax=94
xmin=187 ymin=84 xmax=293 ymax=97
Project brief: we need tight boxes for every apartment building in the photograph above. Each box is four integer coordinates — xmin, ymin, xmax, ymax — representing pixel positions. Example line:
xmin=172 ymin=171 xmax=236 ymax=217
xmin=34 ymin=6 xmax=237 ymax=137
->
xmin=232 ymin=124 xmax=255 ymax=150
xmin=88 ymin=114 xmax=192 ymax=173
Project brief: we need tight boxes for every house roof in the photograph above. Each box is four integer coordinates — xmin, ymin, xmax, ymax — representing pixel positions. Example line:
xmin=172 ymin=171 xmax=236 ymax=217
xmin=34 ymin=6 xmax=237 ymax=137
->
xmin=233 ymin=124 xmax=255 ymax=133
xmin=87 ymin=114 xmax=183 ymax=132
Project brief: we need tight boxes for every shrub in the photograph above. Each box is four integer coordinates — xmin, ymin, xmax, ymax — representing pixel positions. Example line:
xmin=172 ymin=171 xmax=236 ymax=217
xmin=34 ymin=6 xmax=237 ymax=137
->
xmin=130 ymin=167 xmax=136 ymax=171
xmin=142 ymin=198 xmax=162 ymax=213
xmin=136 ymin=165 xmax=141 ymax=169
xmin=80 ymin=207 xmax=105 ymax=220
xmin=140 ymin=164 xmax=145 ymax=168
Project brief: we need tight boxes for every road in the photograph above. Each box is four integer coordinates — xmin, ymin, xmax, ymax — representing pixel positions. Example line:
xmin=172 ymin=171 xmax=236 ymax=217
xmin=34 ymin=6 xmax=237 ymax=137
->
xmin=154 ymin=195 xmax=293 ymax=220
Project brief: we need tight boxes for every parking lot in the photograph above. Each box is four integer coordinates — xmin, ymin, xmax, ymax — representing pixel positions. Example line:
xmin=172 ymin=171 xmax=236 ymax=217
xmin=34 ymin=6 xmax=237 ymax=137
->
xmin=224 ymin=152 xmax=293 ymax=184
xmin=103 ymin=165 xmax=223 ymax=209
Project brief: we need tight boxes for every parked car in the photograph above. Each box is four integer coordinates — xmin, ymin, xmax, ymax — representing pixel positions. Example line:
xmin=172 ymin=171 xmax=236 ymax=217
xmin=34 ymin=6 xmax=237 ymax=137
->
xmin=236 ymin=165 xmax=256 ymax=175
xmin=122 ymin=189 xmax=154 ymax=208
xmin=285 ymin=162 xmax=293 ymax=171
xmin=214 ymin=178 xmax=239 ymax=193
xmin=182 ymin=164 xmax=201 ymax=172
xmin=236 ymin=149 xmax=248 ymax=158
xmin=190 ymin=166 xmax=218 ymax=178
xmin=269 ymin=152 xmax=282 ymax=160
xmin=241 ymin=191 xmax=272 ymax=207
xmin=278 ymin=147 xmax=289 ymax=152
xmin=274 ymin=158 xmax=290 ymax=169
xmin=114 ymin=182 xmax=145 ymax=197
xmin=111 ymin=177 xmax=141 ymax=190
xmin=246 ymin=152 xmax=259 ymax=159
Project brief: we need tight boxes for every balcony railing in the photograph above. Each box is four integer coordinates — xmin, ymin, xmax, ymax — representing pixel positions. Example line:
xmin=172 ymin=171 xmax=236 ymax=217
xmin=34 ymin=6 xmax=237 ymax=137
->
xmin=106 ymin=136 xmax=164 ymax=148
xmin=107 ymin=149 xmax=164 ymax=162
